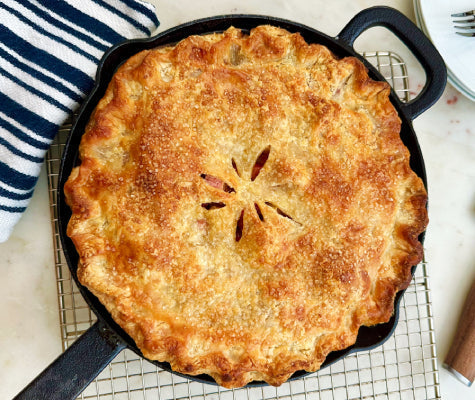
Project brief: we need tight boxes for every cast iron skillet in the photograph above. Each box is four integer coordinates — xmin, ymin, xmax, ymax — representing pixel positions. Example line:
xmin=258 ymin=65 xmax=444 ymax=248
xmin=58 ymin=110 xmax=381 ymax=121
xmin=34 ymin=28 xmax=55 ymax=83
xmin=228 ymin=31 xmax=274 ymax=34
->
xmin=15 ymin=7 xmax=446 ymax=400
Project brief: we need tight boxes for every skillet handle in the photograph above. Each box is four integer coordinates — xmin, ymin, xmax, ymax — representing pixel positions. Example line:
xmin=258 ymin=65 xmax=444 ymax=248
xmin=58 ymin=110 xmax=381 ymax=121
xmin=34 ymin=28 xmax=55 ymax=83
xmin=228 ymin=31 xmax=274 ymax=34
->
xmin=13 ymin=321 xmax=126 ymax=400
xmin=337 ymin=6 xmax=447 ymax=120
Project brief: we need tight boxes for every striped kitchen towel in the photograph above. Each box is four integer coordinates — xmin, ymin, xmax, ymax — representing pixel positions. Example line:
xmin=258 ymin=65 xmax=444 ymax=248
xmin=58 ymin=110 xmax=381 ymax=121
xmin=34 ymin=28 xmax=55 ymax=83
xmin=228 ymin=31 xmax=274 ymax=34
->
xmin=0 ymin=0 xmax=159 ymax=242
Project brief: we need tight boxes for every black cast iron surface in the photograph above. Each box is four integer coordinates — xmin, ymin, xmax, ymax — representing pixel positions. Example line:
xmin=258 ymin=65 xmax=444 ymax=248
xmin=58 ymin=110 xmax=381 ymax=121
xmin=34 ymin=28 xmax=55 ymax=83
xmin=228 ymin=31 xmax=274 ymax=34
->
xmin=15 ymin=6 xmax=446 ymax=400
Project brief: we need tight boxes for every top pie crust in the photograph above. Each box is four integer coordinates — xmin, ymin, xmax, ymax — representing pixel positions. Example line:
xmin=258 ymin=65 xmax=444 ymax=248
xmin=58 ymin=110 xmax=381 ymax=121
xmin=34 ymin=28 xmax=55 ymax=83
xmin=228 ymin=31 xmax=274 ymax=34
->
xmin=64 ymin=25 xmax=428 ymax=388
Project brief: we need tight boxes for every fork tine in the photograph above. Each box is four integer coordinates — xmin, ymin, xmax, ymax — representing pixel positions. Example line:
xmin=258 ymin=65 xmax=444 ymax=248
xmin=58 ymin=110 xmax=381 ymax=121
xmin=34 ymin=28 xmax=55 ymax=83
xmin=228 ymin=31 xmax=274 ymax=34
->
xmin=451 ymin=10 xmax=475 ymax=17
xmin=453 ymin=17 xmax=475 ymax=24
xmin=456 ymin=31 xmax=475 ymax=37
xmin=454 ymin=24 xmax=475 ymax=29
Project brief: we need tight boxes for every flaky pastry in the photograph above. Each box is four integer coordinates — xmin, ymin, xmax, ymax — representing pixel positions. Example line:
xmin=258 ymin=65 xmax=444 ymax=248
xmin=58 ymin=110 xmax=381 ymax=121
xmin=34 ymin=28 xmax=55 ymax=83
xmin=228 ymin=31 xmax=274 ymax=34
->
xmin=65 ymin=25 xmax=428 ymax=388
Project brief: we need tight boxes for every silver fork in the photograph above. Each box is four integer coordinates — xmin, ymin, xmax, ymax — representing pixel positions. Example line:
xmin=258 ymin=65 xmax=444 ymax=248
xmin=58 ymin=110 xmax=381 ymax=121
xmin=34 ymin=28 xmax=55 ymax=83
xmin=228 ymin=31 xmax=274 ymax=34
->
xmin=452 ymin=10 xmax=475 ymax=37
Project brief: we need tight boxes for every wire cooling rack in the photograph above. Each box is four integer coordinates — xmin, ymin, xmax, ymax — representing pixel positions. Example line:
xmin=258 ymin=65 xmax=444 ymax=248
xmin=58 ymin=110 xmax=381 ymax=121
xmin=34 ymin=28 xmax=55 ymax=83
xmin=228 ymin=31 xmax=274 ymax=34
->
xmin=46 ymin=51 xmax=441 ymax=400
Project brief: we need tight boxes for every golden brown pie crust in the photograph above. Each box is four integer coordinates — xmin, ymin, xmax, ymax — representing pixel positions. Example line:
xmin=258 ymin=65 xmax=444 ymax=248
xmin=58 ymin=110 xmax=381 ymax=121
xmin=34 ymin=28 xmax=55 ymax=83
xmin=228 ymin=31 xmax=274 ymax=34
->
xmin=64 ymin=25 xmax=428 ymax=388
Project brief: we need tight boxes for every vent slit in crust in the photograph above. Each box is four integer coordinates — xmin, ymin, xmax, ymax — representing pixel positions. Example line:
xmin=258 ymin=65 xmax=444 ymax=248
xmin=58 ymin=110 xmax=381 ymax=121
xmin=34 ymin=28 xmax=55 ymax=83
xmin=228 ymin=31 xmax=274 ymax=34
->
xmin=201 ymin=202 xmax=226 ymax=210
xmin=254 ymin=202 xmax=264 ymax=221
xmin=264 ymin=201 xmax=300 ymax=225
xmin=235 ymin=209 xmax=245 ymax=241
xmin=232 ymin=158 xmax=241 ymax=177
xmin=201 ymin=173 xmax=235 ymax=193
xmin=251 ymin=145 xmax=271 ymax=181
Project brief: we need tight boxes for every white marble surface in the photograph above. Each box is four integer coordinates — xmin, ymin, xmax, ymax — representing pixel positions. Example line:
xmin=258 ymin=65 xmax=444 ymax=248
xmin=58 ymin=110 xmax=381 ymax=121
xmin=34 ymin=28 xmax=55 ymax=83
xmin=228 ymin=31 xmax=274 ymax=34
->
xmin=1 ymin=0 xmax=474 ymax=399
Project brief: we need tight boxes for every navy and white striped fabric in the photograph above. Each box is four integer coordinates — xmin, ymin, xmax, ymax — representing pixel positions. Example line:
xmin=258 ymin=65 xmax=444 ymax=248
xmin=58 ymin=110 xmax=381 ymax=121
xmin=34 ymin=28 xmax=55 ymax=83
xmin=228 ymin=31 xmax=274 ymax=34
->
xmin=0 ymin=0 xmax=159 ymax=242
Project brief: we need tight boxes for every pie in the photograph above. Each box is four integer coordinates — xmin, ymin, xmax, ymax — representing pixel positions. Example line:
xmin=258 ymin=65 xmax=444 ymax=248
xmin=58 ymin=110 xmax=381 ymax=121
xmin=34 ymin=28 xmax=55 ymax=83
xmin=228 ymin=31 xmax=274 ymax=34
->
xmin=64 ymin=25 xmax=428 ymax=388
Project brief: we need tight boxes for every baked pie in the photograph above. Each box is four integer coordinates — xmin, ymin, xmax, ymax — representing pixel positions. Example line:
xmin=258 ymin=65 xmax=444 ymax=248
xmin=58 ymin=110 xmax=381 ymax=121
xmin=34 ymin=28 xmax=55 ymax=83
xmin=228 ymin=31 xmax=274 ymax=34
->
xmin=64 ymin=25 xmax=428 ymax=388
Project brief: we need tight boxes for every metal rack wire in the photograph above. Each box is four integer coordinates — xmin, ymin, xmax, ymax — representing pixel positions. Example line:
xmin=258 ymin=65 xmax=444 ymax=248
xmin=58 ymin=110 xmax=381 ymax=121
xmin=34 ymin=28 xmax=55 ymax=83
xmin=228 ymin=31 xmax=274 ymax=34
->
xmin=46 ymin=51 xmax=440 ymax=399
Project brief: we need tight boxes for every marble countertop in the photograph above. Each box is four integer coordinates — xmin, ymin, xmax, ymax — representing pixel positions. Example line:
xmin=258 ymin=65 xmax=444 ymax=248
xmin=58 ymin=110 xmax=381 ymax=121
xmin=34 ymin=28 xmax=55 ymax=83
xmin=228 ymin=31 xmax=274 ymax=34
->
xmin=1 ymin=0 xmax=474 ymax=399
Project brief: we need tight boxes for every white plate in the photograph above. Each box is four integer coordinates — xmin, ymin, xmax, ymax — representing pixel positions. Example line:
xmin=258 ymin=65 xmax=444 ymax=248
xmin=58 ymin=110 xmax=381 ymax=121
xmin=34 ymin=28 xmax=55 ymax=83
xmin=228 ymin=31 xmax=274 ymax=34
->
xmin=418 ymin=0 xmax=475 ymax=95
xmin=414 ymin=0 xmax=475 ymax=101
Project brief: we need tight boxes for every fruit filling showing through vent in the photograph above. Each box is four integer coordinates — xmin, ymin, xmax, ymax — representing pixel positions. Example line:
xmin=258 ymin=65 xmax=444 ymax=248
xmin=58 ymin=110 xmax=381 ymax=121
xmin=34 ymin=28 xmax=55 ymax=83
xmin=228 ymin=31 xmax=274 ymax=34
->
xmin=200 ymin=147 xmax=300 ymax=241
